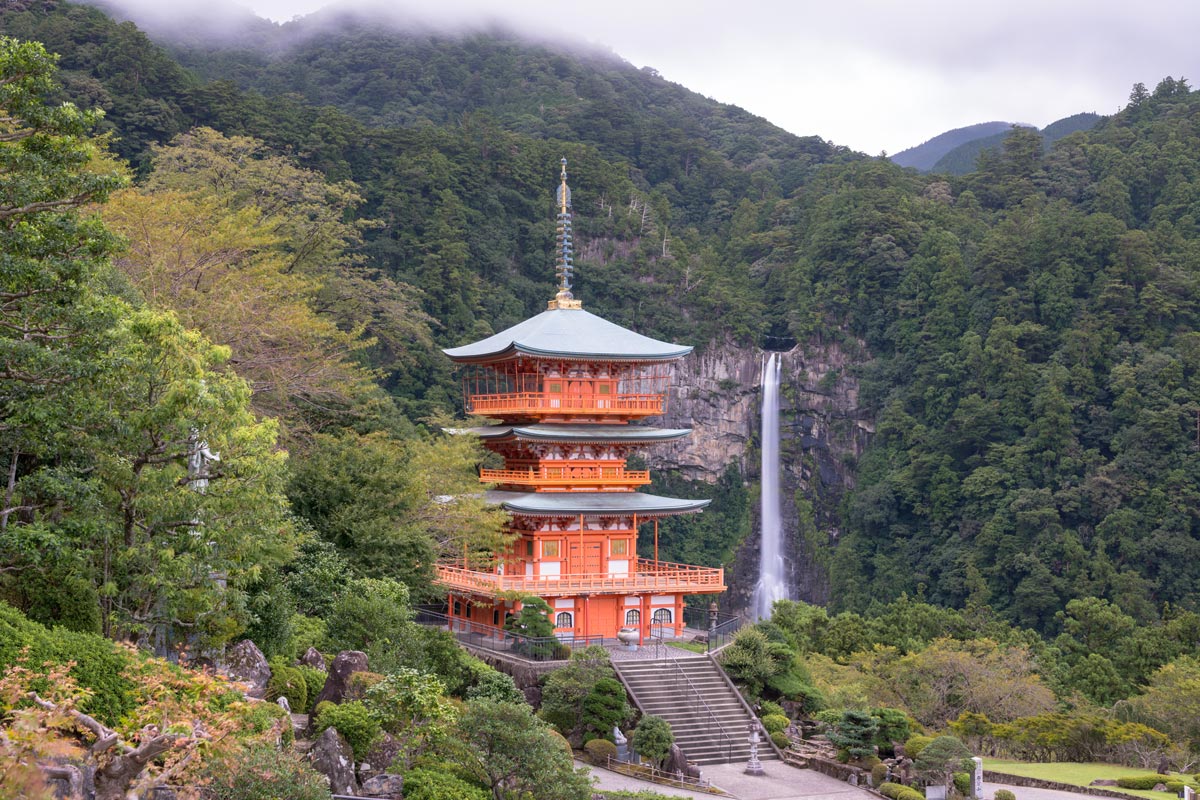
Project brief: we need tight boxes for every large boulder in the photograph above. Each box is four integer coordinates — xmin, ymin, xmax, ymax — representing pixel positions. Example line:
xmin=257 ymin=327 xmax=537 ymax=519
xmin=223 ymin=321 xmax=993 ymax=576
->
xmin=307 ymin=727 xmax=358 ymax=796
xmin=312 ymin=650 xmax=369 ymax=707
xmin=664 ymin=743 xmax=689 ymax=777
xmin=360 ymin=733 xmax=402 ymax=781
xmin=225 ymin=640 xmax=270 ymax=699
xmin=361 ymin=774 xmax=405 ymax=799
xmin=299 ymin=647 xmax=327 ymax=671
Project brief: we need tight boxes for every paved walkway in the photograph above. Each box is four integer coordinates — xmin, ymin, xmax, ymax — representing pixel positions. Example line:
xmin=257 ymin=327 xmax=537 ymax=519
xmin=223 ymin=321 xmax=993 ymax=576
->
xmin=982 ymin=781 xmax=1099 ymax=800
xmin=587 ymin=761 xmax=877 ymax=800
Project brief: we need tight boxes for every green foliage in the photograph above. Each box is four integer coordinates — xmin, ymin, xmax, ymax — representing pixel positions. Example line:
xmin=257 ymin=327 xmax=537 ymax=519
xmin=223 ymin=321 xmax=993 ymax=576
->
xmin=297 ymin=666 xmax=327 ymax=713
xmin=872 ymin=763 xmax=890 ymax=787
xmin=265 ymin=660 xmax=308 ymax=712
xmin=240 ymin=700 xmax=294 ymax=748
xmin=994 ymin=791 xmax=1016 ymax=800
xmin=465 ymin=669 xmax=524 ymax=705
xmin=913 ymin=735 xmax=972 ymax=788
xmin=631 ymin=715 xmax=675 ymax=768
xmin=904 ymin=734 xmax=934 ymax=760
xmin=582 ymin=677 xmax=631 ymax=742
xmin=454 ymin=698 xmax=592 ymax=800
xmin=871 ymin=708 xmax=913 ymax=752
xmin=762 ymin=714 xmax=790 ymax=735
xmin=718 ymin=626 xmax=793 ymax=699
xmin=770 ymin=730 xmax=791 ymax=750
xmin=953 ymin=772 xmax=972 ymax=796
xmin=362 ymin=668 xmax=456 ymax=770
xmin=201 ymin=745 xmax=332 ymax=800
xmin=880 ymin=782 xmax=926 ymax=800
xmin=540 ymin=645 xmax=615 ymax=743
xmin=322 ymin=577 xmax=415 ymax=654
xmin=313 ymin=700 xmax=381 ymax=761
xmin=584 ymin=737 xmax=619 ymax=765
xmin=1116 ymin=776 xmax=1172 ymax=790
xmin=828 ymin=710 xmax=879 ymax=761
xmin=401 ymin=767 xmax=490 ymax=800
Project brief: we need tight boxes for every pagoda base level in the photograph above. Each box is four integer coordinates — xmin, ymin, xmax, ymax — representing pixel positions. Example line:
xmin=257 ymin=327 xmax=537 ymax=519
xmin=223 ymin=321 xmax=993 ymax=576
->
xmin=446 ymin=590 xmax=691 ymax=643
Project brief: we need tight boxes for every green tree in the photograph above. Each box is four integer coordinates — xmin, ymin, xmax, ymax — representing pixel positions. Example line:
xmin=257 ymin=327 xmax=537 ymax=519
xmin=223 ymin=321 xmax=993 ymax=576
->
xmin=631 ymin=714 xmax=675 ymax=768
xmin=539 ymin=645 xmax=615 ymax=744
xmin=581 ymin=677 xmax=631 ymax=742
xmin=828 ymin=709 xmax=879 ymax=761
xmin=913 ymin=735 xmax=973 ymax=790
xmin=453 ymin=698 xmax=592 ymax=800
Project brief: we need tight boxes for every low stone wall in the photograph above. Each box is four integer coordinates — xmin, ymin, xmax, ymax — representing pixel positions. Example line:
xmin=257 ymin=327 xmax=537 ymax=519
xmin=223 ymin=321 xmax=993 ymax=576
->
xmin=984 ymin=771 xmax=1142 ymax=800
xmin=786 ymin=753 xmax=866 ymax=784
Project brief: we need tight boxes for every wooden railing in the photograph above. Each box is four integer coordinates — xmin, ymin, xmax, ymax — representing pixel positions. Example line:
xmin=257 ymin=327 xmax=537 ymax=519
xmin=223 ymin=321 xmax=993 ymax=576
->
xmin=479 ymin=466 xmax=651 ymax=488
xmin=466 ymin=392 xmax=665 ymax=416
xmin=434 ymin=560 xmax=724 ymax=596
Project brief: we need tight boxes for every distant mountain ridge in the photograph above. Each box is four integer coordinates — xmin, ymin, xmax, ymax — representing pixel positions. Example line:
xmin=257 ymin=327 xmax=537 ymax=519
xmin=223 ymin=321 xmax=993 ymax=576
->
xmin=890 ymin=122 xmax=1017 ymax=171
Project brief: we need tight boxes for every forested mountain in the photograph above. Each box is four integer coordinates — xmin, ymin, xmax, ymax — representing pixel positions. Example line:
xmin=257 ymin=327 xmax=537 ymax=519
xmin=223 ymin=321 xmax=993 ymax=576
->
xmin=932 ymin=112 xmax=1103 ymax=174
xmin=890 ymin=121 xmax=1016 ymax=170
xmin=4 ymin=0 xmax=1200 ymax=648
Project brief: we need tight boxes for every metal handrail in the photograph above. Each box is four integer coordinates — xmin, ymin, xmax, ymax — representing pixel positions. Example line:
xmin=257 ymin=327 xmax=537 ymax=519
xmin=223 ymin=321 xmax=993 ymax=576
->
xmin=479 ymin=465 xmax=651 ymax=487
xmin=434 ymin=562 xmax=725 ymax=596
xmin=666 ymin=652 xmax=735 ymax=764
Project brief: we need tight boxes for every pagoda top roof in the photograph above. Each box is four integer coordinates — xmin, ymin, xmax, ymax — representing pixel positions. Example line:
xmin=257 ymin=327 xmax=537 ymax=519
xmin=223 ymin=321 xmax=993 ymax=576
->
xmin=486 ymin=490 xmax=709 ymax=517
xmin=466 ymin=424 xmax=691 ymax=444
xmin=443 ymin=307 xmax=693 ymax=364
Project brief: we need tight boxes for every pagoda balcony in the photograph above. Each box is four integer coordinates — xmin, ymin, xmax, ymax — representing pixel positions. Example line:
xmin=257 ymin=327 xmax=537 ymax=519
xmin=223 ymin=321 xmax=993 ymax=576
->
xmin=466 ymin=391 xmax=665 ymax=418
xmin=479 ymin=465 xmax=651 ymax=490
xmin=434 ymin=558 xmax=725 ymax=597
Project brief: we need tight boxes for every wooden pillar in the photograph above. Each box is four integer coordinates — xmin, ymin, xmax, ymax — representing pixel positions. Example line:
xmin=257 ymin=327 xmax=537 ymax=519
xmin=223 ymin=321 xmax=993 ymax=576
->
xmin=654 ymin=518 xmax=659 ymax=564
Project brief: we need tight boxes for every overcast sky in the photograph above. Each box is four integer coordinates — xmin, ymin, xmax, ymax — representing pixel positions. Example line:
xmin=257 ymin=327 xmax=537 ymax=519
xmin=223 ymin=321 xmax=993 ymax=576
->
xmin=135 ymin=0 xmax=1200 ymax=155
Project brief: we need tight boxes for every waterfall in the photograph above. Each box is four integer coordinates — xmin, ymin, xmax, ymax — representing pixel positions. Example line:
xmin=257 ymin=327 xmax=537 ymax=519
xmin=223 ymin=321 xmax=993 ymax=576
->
xmin=753 ymin=352 xmax=788 ymax=621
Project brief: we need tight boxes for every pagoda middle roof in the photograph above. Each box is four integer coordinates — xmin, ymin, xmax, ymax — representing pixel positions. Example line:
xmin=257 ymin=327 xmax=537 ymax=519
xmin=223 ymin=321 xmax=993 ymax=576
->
xmin=443 ymin=307 xmax=692 ymax=363
xmin=467 ymin=424 xmax=692 ymax=444
xmin=486 ymin=490 xmax=709 ymax=517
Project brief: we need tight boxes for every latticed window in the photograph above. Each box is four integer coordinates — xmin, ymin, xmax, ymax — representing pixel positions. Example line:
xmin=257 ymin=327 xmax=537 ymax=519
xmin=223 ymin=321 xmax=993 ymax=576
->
xmin=556 ymin=612 xmax=573 ymax=628
xmin=652 ymin=608 xmax=672 ymax=624
xmin=625 ymin=609 xmax=641 ymax=626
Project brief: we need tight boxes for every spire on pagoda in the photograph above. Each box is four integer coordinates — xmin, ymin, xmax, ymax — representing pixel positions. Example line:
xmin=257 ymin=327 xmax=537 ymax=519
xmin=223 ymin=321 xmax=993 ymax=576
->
xmin=548 ymin=157 xmax=582 ymax=310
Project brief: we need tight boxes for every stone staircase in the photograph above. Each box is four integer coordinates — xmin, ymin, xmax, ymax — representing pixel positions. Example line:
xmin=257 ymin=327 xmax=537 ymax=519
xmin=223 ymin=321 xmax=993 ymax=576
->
xmin=613 ymin=654 xmax=780 ymax=766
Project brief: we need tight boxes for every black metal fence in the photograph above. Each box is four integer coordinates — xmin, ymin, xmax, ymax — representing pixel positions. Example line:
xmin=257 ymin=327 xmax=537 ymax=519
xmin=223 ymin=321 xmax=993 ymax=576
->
xmin=413 ymin=605 xmax=605 ymax=662
xmin=681 ymin=605 xmax=743 ymax=651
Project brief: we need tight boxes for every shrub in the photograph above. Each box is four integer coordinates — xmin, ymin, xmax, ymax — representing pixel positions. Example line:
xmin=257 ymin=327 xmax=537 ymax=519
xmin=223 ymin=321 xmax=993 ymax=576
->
xmin=313 ymin=700 xmax=381 ymax=760
xmin=813 ymin=708 xmax=843 ymax=728
xmin=297 ymin=665 xmax=327 ymax=712
xmin=402 ymin=767 xmax=490 ymax=800
xmin=953 ymin=772 xmax=971 ymax=796
xmin=202 ymin=743 xmax=331 ymax=800
xmin=631 ymin=715 xmax=674 ymax=768
xmin=880 ymin=782 xmax=926 ymax=800
xmin=313 ymin=700 xmax=335 ymax=721
xmin=904 ymin=734 xmax=933 ymax=759
xmin=582 ymin=677 xmax=630 ymax=740
xmin=346 ymin=670 xmax=385 ymax=701
xmin=242 ymin=699 xmax=294 ymax=747
xmin=266 ymin=660 xmax=308 ymax=711
xmin=759 ymin=700 xmax=786 ymax=718
xmin=872 ymin=763 xmax=889 ymax=787
xmin=584 ymin=737 xmax=619 ymax=765
xmin=995 ymin=790 xmax=1016 ymax=800
xmin=770 ymin=730 xmax=791 ymax=750
xmin=762 ymin=713 xmax=790 ymax=735
xmin=828 ymin=709 xmax=879 ymax=761
xmin=1116 ymin=776 xmax=1172 ymax=790
xmin=465 ymin=669 xmax=524 ymax=704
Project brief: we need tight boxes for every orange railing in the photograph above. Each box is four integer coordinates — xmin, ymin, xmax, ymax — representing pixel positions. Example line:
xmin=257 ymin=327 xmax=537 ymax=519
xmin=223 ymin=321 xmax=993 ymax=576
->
xmin=466 ymin=392 xmax=665 ymax=417
xmin=479 ymin=466 xmax=651 ymax=489
xmin=434 ymin=560 xmax=725 ymax=596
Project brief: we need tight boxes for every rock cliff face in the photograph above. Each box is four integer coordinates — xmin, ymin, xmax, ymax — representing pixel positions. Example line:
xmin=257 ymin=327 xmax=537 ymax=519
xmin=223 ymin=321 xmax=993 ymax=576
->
xmin=657 ymin=339 xmax=874 ymax=614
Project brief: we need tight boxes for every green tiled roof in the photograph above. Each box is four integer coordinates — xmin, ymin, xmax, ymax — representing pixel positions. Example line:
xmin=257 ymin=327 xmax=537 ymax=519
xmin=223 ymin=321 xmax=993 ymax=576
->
xmin=443 ymin=307 xmax=692 ymax=363
xmin=486 ymin=490 xmax=709 ymax=517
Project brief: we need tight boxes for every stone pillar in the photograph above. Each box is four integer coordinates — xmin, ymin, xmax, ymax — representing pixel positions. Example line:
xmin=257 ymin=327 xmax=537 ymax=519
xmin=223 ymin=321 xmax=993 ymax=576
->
xmin=972 ymin=756 xmax=984 ymax=800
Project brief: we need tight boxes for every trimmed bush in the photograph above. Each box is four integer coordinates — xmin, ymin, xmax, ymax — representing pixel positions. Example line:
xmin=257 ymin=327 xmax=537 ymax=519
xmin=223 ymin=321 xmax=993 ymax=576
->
xmin=313 ymin=700 xmax=381 ymax=760
xmin=312 ymin=700 xmax=335 ymax=721
xmin=872 ymin=763 xmax=890 ymax=787
xmin=242 ymin=699 xmax=295 ymax=747
xmin=880 ymin=782 xmax=925 ymax=800
xmin=953 ymin=772 xmax=971 ymax=796
xmin=762 ymin=713 xmax=790 ymax=734
xmin=266 ymin=660 xmax=308 ymax=711
xmin=202 ymin=743 xmax=331 ymax=800
xmin=904 ymin=734 xmax=933 ymax=759
xmin=1164 ymin=782 xmax=1188 ymax=793
xmin=995 ymin=790 xmax=1016 ymax=800
xmin=403 ymin=767 xmax=489 ymax=800
xmin=759 ymin=700 xmax=786 ymax=719
xmin=1116 ymin=775 xmax=1172 ymax=790
xmin=345 ymin=670 xmax=385 ymax=701
xmin=770 ymin=730 xmax=791 ymax=750
xmin=584 ymin=737 xmax=619 ymax=765
xmin=814 ymin=708 xmax=843 ymax=728
xmin=297 ymin=665 xmax=327 ymax=712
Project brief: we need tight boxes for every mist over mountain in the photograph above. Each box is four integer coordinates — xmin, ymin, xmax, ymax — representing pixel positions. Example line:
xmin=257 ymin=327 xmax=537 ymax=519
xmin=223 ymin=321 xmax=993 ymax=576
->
xmin=890 ymin=121 xmax=1024 ymax=171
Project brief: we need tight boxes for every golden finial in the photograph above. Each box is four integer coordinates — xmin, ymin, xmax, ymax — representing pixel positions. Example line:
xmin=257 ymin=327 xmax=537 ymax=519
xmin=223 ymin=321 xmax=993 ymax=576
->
xmin=549 ymin=157 xmax=582 ymax=310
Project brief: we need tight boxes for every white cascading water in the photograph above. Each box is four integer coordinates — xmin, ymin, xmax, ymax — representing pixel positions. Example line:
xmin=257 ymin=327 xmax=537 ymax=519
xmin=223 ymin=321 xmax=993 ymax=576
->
xmin=753 ymin=352 xmax=789 ymax=621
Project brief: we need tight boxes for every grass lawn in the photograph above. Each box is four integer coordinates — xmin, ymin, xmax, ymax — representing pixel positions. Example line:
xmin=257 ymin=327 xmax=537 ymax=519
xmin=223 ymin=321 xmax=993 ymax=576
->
xmin=666 ymin=640 xmax=707 ymax=654
xmin=984 ymin=758 xmax=1187 ymax=800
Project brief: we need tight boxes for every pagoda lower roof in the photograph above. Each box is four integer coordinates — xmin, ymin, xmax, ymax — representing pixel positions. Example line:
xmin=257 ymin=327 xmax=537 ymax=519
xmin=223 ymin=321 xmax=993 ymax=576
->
xmin=486 ymin=490 xmax=709 ymax=517
xmin=443 ymin=307 xmax=692 ymax=363
xmin=467 ymin=424 xmax=691 ymax=444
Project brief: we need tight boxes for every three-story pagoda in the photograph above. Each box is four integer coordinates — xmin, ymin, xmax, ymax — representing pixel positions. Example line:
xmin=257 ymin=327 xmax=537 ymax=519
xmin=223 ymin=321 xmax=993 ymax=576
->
xmin=437 ymin=160 xmax=725 ymax=643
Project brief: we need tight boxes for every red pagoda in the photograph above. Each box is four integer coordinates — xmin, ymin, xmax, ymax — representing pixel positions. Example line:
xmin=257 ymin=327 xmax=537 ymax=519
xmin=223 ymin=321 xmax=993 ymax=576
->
xmin=436 ymin=159 xmax=725 ymax=643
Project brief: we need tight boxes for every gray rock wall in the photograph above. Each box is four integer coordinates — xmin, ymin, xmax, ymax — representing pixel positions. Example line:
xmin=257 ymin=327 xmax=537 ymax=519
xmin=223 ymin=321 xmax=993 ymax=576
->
xmin=656 ymin=339 xmax=874 ymax=614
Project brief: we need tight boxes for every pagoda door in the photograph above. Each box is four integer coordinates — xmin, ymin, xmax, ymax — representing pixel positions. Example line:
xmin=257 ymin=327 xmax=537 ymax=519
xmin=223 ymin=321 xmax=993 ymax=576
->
xmin=569 ymin=541 xmax=602 ymax=575
xmin=566 ymin=379 xmax=593 ymax=412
